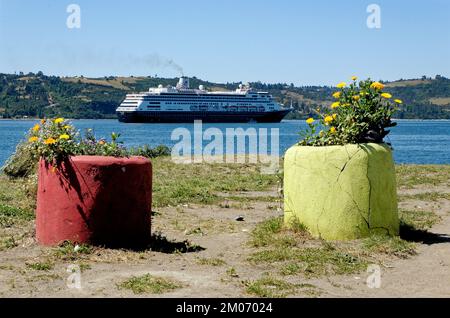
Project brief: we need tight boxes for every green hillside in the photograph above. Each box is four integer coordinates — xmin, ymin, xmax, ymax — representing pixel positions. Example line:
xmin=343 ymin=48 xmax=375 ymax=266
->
xmin=0 ymin=73 xmax=449 ymax=119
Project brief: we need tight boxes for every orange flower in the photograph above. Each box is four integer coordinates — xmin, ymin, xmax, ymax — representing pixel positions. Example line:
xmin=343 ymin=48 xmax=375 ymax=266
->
xmin=29 ymin=136 xmax=38 ymax=143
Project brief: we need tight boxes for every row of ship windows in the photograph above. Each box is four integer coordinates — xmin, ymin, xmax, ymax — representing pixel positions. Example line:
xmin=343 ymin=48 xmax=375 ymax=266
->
xmin=142 ymin=99 xmax=266 ymax=102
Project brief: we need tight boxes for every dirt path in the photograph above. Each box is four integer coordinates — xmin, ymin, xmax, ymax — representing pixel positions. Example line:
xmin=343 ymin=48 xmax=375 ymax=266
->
xmin=313 ymin=199 xmax=450 ymax=297
xmin=365 ymin=215 xmax=450 ymax=297
xmin=1 ymin=186 xmax=450 ymax=297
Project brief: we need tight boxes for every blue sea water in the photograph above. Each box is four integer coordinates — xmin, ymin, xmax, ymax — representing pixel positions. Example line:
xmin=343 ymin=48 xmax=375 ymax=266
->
xmin=0 ymin=119 xmax=449 ymax=166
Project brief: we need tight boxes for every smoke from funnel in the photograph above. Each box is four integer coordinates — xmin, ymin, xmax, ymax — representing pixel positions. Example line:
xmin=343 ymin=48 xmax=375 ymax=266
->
xmin=134 ymin=53 xmax=184 ymax=76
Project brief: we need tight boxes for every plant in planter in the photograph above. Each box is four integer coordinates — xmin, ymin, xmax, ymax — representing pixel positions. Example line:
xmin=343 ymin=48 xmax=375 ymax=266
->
xmin=26 ymin=118 xmax=152 ymax=247
xmin=284 ymin=77 xmax=403 ymax=240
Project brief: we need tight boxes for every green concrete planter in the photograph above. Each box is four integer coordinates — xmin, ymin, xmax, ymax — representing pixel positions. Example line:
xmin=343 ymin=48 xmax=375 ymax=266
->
xmin=284 ymin=143 xmax=399 ymax=240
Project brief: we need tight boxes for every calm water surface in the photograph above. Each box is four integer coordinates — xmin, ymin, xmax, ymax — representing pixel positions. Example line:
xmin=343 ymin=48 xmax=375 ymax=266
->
xmin=0 ymin=119 xmax=449 ymax=166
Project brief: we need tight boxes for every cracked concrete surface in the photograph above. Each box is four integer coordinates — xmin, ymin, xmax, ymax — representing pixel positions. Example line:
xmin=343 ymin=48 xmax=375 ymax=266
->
xmin=284 ymin=143 xmax=398 ymax=240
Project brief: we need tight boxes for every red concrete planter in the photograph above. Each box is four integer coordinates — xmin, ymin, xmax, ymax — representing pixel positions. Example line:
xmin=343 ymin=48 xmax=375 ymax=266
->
xmin=36 ymin=156 xmax=152 ymax=247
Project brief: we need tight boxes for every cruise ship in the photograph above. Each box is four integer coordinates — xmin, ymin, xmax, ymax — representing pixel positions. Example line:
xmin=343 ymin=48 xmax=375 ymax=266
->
xmin=116 ymin=77 xmax=291 ymax=123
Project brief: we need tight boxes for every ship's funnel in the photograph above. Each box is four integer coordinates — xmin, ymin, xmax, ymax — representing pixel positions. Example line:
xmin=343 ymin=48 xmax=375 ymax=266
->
xmin=176 ymin=77 xmax=190 ymax=89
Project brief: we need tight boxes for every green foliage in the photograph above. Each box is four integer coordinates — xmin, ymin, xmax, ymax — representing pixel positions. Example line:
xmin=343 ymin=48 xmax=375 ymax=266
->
xmin=299 ymin=78 xmax=399 ymax=146
xmin=1 ymin=141 xmax=37 ymax=178
xmin=128 ymin=144 xmax=171 ymax=158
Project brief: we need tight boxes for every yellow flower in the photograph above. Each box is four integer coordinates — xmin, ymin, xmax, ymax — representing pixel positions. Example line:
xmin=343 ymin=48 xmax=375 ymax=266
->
xmin=54 ymin=118 xmax=64 ymax=124
xmin=351 ymin=76 xmax=358 ymax=81
xmin=64 ymin=125 xmax=71 ymax=130
xmin=370 ymin=82 xmax=385 ymax=90
xmin=40 ymin=119 xmax=46 ymax=124
xmin=336 ymin=82 xmax=346 ymax=88
xmin=394 ymin=99 xmax=403 ymax=104
xmin=330 ymin=127 xmax=337 ymax=134
xmin=29 ymin=136 xmax=38 ymax=143
xmin=342 ymin=103 xmax=351 ymax=107
xmin=352 ymin=95 xmax=360 ymax=101
xmin=331 ymin=102 xmax=340 ymax=109
xmin=32 ymin=124 xmax=40 ymax=132
xmin=332 ymin=92 xmax=341 ymax=99
xmin=332 ymin=113 xmax=337 ymax=119
xmin=59 ymin=134 xmax=70 ymax=140
xmin=44 ymin=138 xmax=56 ymax=145
xmin=381 ymin=93 xmax=392 ymax=99
xmin=324 ymin=115 xmax=334 ymax=124
xmin=306 ymin=118 xmax=315 ymax=124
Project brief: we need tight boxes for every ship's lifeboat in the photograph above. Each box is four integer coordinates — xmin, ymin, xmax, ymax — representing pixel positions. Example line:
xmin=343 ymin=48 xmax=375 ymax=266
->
xmin=258 ymin=106 xmax=265 ymax=112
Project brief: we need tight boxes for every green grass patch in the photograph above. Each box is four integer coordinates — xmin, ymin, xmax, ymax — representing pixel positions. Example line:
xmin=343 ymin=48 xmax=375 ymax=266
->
xmin=249 ymin=217 xmax=308 ymax=248
xmin=396 ymin=165 xmax=450 ymax=188
xmin=225 ymin=195 xmax=280 ymax=203
xmin=0 ymin=203 xmax=34 ymax=227
xmin=248 ymin=216 xmax=424 ymax=278
xmin=0 ymin=174 xmax=36 ymax=228
xmin=0 ymin=236 xmax=17 ymax=251
xmin=52 ymin=241 xmax=94 ymax=261
xmin=398 ymin=192 xmax=450 ymax=202
xmin=117 ymin=274 xmax=183 ymax=294
xmin=362 ymin=234 xmax=416 ymax=258
xmin=26 ymin=262 xmax=54 ymax=271
xmin=245 ymin=275 xmax=313 ymax=298
xmin=152 ymin=158 xmax=278 ymax=207
xmin=226 ymin=267 xmax=239 ymax=278
xmin=249 ymin=245 xmax=367 ymax=278
xmin=280 ymin=263 xmax=304 ymax=276
xmin=197 ymin=257 xmax=226 ymax=266
xmin=399 ymin=209 xmax=441 ymax=231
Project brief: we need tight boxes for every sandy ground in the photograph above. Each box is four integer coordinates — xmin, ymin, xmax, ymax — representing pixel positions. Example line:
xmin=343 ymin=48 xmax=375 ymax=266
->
xmin=0 ymin=186 xmax=450 ymax=298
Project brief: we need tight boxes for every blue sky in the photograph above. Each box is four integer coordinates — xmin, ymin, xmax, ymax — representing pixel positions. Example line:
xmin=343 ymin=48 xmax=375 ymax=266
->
xmin=0 ymin=0 xmax=449 ymax=85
